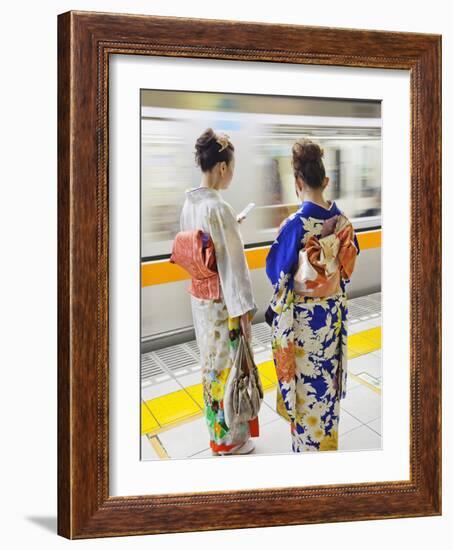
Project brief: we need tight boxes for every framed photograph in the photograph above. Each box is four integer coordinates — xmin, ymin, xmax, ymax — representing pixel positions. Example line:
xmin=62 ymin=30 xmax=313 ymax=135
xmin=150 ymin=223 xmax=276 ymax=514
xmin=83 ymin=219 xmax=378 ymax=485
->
xmin=57 ymin=11 xmax=441 ymax=538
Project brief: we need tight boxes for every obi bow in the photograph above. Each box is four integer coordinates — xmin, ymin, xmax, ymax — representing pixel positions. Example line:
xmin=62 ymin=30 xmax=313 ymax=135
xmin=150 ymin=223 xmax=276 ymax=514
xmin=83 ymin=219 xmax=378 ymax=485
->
xmin=294 ymin=214 xmax=358 ymax=296
xmin=170 ymin=229 xmax=220 ymax=300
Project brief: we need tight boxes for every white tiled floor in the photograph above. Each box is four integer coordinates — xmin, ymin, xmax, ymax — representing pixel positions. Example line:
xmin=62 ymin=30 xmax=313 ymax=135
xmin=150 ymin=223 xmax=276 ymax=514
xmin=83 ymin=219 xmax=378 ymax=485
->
xmin=141 ymin=379 xmax=181 ymax=401
xmin=252 ymin=417 xmax=293 ymax=455
xmin=175 ymin=372 xmax=201 ymax=388
xmin=348 ymin=353 xmax=382 ymax=378
xmin=345 ymin=373 xmax=362 ymax=391
xmin=258 ymin=400 xmax=283 ymax=427
xmin=263 ymin=388 xmax=278 ymax=409
xmin=158 ymin=417 xmax=209 ymax=458
xmin=341 ymin=384 xmax=382 ymax=424
xmin=190 ymin=447 xmax=214 ymax=459
xmin=339 ymin=424 xmax=381 ymax=451
xmin=367 ymin=417 xmax=382 ymax=436
xmin=339 ymin=409 xmax=363 ymax=435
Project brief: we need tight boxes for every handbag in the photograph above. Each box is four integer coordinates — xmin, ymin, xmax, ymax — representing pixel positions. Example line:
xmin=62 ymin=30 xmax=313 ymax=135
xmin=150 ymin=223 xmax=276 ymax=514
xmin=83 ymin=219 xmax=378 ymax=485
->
xmin=223 ymin=333 xmax=264 ymax=429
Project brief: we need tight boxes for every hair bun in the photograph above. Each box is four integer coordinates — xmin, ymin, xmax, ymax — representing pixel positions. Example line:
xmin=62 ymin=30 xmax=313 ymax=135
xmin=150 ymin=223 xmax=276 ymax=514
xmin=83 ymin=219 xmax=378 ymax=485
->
xmin=194 ymin=128 xmax=235 ymax=172
xmin=195 ymin=128 xmax=216 ymax=152
xmin=291 ymin=138 xmax=326 ymax=189
xmin=293 ymin=139 xmax=324 ymax=163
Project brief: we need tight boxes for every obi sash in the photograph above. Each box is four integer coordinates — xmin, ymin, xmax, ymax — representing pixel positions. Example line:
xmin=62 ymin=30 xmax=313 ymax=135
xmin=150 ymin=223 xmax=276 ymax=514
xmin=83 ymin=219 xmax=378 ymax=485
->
xmin=294 ymin=214 xmax=358 ymax=297
xmin=170 ymin=229 xmax=220 ymax=300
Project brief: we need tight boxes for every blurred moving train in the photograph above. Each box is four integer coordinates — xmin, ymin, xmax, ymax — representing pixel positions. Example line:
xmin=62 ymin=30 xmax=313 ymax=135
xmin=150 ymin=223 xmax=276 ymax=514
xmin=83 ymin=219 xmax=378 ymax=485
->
xmin=140 ymin=90 xmax=382 ymax=352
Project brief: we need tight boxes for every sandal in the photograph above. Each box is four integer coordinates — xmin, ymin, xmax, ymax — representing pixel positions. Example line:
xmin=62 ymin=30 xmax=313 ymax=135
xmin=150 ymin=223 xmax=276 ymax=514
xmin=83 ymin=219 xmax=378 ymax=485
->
xmin=218 ymin=439 xmax=255 ymax=456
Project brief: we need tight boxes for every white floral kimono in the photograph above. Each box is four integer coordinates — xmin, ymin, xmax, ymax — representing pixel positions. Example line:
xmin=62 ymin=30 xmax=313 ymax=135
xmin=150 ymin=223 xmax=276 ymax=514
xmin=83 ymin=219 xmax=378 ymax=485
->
xmin=180 ymin=186 xmax=257 ymax=453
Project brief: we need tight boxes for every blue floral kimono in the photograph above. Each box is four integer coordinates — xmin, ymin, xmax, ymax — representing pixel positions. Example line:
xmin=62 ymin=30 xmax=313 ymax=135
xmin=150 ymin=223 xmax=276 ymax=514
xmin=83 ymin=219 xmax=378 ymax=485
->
xmin=265 ymin=200 xmax=360 ymax=452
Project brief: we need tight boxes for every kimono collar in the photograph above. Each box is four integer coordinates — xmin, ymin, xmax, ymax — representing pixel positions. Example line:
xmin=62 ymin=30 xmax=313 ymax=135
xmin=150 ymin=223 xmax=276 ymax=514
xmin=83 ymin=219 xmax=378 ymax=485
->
xmin=185 ymin=186 xmax=221 ymax=202
xmin=299 ymin=200 xmax=341 ymax=220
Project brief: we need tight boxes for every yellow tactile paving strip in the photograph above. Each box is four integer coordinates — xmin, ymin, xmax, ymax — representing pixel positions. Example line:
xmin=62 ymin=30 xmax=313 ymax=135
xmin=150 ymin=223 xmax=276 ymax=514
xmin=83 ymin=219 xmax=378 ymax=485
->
xmin=347 ymin=326 xmax=381 ymax=358
xmin=142 ymin=230 xmax=381 ymax=287
xmin=141 ymin=326 xmax=382 ymax=436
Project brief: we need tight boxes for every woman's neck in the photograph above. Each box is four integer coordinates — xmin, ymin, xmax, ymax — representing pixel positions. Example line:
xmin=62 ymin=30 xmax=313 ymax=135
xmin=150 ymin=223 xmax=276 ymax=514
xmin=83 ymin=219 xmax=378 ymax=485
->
xmin=302 ymin=190 xmax=330 ymax=208
xmin=200 ymin=173 xmax=220 ymax=190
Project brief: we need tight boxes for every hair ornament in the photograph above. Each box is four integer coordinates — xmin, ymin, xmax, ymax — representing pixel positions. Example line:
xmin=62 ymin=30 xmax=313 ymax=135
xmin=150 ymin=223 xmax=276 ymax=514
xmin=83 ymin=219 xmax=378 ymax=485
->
xmin=216 ymin=133 xmax=231 ymax=152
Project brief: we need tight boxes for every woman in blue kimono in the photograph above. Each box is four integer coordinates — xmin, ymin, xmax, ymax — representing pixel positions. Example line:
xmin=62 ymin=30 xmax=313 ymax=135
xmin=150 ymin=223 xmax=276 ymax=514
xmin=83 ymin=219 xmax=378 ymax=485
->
xmin=265 ymin=139 xmax=360 ymax=452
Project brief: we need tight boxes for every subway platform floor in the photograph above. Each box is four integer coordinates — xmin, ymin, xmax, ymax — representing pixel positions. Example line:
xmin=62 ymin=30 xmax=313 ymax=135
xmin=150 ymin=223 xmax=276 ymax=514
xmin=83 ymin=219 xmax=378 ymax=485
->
xmin=141 ymin=292 xmax=382 ymax=460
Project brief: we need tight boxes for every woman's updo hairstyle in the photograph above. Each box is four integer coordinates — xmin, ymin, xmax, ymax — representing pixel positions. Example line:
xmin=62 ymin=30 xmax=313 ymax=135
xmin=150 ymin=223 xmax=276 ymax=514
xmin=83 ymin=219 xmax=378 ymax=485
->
xmin=195 ymin=128 xmax=235 ymax=172
xmin=292 ymin=138 xmax=326 ymax=189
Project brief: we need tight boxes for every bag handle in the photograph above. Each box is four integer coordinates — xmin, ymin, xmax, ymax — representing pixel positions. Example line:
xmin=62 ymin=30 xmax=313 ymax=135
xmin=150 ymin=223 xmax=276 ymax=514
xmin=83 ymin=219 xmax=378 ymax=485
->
xmin=241 ymin=333 xmax=257 ymax=377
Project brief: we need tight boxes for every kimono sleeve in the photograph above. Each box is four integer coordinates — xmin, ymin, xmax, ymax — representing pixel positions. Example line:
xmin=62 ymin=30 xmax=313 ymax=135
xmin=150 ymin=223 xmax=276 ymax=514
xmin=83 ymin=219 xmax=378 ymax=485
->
xmin=265 ymin=216 xmax=304 ymax=288
xmin=265 ymin=217 xmax=303 ymax=422
xmin=207 ymin=202 xmax=255 ymax=318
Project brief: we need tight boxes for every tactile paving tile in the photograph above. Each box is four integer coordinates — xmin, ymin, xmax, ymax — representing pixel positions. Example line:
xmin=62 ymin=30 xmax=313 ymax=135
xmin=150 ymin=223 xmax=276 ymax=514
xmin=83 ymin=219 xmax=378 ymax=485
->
xmin=141 ymin=353 xmax=164 ymax=381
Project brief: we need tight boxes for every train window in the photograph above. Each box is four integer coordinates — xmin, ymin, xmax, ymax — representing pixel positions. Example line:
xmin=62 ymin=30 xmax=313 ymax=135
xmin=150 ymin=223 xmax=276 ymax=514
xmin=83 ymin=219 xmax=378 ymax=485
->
xmin=141 ymin=92 xmax=381 ymax=259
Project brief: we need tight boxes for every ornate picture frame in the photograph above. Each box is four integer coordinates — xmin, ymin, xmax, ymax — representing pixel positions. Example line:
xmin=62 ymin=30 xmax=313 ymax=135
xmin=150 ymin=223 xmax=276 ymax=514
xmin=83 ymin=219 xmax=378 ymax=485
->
xmin=57 ymin=10 xmax=441 ymax=538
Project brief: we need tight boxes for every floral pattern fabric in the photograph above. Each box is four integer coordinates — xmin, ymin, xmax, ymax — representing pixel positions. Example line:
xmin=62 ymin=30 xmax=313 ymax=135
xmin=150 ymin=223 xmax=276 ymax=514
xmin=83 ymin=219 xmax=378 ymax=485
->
xmin=191 ymin=299 xmax=250 ymax=451
xmin=265 ymin=201 xmax=359 ymax=452
xmin=180 ymin=186 xmax=257 ymax=452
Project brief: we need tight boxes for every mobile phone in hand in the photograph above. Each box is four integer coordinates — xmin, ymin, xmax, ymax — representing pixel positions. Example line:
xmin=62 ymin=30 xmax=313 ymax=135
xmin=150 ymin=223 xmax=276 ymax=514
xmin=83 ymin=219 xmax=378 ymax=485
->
xmin=237 ymin=202 xmax=256 ymax=223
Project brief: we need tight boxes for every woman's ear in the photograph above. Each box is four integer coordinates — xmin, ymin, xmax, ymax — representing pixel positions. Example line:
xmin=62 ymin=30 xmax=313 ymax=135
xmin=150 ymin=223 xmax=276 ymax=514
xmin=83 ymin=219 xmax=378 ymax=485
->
xmin=295 ymin=175 xmax=304 ymax=192
xmin=294 ymin=176 xmax=302 ymax=199
xmin=218 ymin=161 xmax=226 ymax=175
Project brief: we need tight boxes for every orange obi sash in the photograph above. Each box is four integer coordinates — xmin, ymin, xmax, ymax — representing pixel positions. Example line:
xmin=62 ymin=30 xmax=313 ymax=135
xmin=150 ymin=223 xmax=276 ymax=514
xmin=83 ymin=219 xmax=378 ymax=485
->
xmin=170 ymin=230 xmax=220 ymax=300
xmin=294 ymin=214 xmax=358 ymax=298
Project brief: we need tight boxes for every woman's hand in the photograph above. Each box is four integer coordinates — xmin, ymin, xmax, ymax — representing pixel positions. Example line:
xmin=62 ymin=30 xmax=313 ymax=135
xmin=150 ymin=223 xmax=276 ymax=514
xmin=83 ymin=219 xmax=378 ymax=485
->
xmin=240 ymin=312 xmax=252 ymax=341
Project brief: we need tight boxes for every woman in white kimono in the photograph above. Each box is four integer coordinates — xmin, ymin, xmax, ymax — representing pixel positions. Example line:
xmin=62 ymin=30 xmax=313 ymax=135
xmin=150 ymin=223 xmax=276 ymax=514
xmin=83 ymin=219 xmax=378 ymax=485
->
xmin=179 ymin=128 xmax=257 ymax=456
